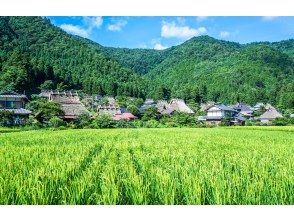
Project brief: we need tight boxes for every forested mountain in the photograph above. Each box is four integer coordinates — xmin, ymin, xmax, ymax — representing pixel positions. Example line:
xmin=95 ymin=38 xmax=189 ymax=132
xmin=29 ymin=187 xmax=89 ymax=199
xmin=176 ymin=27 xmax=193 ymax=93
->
xmin=0 ymin=16 xmax=146 ymax=97
xmin=0 ymin=16 xmax=293 ymax=110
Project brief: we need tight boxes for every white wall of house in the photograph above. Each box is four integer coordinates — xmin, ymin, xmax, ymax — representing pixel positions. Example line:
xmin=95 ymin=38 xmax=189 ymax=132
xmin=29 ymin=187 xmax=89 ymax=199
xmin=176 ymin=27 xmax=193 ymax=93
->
xmin=207 ymin=107 xmax=223 ymax=117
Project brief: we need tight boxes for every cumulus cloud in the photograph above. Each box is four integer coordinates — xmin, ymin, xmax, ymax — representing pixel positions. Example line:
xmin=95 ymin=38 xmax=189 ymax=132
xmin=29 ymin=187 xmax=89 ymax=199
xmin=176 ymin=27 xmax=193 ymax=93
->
xmin=196 ymin=16 xmax=208 ymax=22
xmin=154 ymin=43 xmax=168 ymax=50
xmin=161 ymin=21 xmax=207 ymax=39
xmin=60 ymin=16 xmax=103 ymax=38
xmin=219 ymin=31 xmax=230 ymax=38
xmin=60 ymin=24 xmax=89 ymax=38
xmin=108 ymin=20 xmax=128 ymax=31
xmin=83 ymin=16 xmax=103 ymax=29
xmin=150 ymin=38 xmax=168 ymax=50
xmin=262 ymin=16 xmax=279 ymax=21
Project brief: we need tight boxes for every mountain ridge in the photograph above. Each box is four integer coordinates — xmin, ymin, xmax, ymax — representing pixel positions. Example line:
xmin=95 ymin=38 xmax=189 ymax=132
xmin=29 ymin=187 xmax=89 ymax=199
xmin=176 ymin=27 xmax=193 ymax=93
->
xmin=0 ymin=16 xmax=293 ymax=110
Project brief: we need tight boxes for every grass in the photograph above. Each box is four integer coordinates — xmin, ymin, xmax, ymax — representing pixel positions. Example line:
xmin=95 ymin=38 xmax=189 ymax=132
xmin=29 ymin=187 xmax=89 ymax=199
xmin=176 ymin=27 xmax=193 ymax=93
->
xmin=0 ymin=126 xmax=294 ymax=204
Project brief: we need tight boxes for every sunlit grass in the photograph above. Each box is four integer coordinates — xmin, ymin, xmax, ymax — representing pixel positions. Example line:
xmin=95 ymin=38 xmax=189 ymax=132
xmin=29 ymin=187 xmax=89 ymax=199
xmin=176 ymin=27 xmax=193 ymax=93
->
xmin=0 ymin=127 xmax=293 ymax=204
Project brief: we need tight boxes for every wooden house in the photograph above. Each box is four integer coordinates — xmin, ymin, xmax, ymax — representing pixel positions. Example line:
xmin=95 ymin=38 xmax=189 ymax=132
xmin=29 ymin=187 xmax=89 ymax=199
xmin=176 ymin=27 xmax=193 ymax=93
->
xmin=0 ymin=91 xmax=31 ymax=124
xmin=203 ymin=104 xmax=245 ymax=125
xmin=40 ymin=90 xmax=89 ymax=121
xmin=169 ymin=99 xmax=194 ymax=114
xmin=259 ymin=108 xmax=283 ymax=123
xmin=156 ymin=100 xmax=175 ymax=115
xmin=113 ymin=112 xmax=137 ymax=121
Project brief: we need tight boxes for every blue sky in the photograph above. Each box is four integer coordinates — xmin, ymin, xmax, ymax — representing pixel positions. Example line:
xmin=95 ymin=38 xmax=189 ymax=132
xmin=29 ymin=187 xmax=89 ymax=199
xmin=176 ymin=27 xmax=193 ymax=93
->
xmin=47 ymin=16 xmax=294 ymax=49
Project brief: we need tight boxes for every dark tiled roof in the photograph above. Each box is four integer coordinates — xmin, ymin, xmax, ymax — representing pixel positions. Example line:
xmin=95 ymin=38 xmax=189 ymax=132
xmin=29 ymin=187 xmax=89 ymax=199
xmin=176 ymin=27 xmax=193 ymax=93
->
xmin=0 ymin=108 xmax=31 ymax=115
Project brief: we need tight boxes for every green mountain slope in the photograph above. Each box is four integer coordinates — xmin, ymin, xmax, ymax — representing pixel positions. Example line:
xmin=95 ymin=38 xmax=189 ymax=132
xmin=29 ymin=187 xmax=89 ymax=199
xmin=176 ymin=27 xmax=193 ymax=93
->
xmin=0 ymin=16 xmax=146 ymax=97
xmin=143 ymin=36 xmax=294 ymax=108
xmin=0 ymin=17 xmax=293 ymax=109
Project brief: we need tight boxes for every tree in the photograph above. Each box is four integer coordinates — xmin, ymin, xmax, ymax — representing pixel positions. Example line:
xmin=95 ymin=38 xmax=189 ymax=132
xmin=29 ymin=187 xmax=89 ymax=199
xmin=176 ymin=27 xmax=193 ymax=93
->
xmin=27 ymin=98 xmax=64 ymax=124
xmin=39 ymin=80 xmax=55 ymax=90
xmin=92 ymin=114 xmax=115 ymax=128
xmin=142 ymin=107 xmax=159 ymax=121
xmin=49 ymin=116 xmax=66 ymax=128
xmin=127 ymin=105 xmax=140 ymax=116
xmin=0 ymin=110 xmax=14 ymax=126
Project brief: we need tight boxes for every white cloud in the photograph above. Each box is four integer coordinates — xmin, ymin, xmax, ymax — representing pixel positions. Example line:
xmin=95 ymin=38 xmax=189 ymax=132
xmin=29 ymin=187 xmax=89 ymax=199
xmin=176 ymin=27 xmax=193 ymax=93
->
xmin=60 ymin=16 xmax=103 ymax=39
xmin=219 ymin=31 xmax=230 ymax=38
xmin=60 ymin=24 xmax=89 ymax=38
xmin=83 ymin=16 xmax=103 ymax=28
xmin=161 ymin=21 xmax=207 ymax=39
xmin=154 ymin=43 xmax=168 ymax=50
xmin=262 ymin=16 xmax=279 ymax=21
xmin=196 ymin=16 xmax=208 ymax=22
xmin=150 ymin=38 xmax=168 ymax=50
xmin=108 ymin=20 xmax=128 ymax=32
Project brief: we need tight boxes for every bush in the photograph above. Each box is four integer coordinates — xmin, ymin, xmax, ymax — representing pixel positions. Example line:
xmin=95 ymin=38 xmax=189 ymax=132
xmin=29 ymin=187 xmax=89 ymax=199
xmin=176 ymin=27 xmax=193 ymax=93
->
xmin=144 ymin=119 xmax=160 ymax=128
xmin=92 ymin=114 xmax=115 ymax=128
xmin=0 ymin=110 xmax=14 ymax=126
xmin=115 ymin=120 xmax=135 ymax=128
xmin=49 ymin=116 xmax=66 ymax=128
xmin=75 ymin=113 xmax=92 ymax=128
xmin=272 ymin=117 xmax=289 ymax=126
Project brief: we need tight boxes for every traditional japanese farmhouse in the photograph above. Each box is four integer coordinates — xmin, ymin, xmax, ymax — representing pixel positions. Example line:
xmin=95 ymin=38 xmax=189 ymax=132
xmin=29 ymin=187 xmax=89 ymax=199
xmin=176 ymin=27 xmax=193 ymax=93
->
xmin=0 ymin=91 xmax=31 ymax=124
xmin=40 ymin=90 xmax=89 ymax=121
xmin=113 ymin=112 xmax=137 ymax=121
xmin=97 ymin=97 xmax=120 ymax=116
xmin=156 ymin=100 xmax=175 ymax=115
xmin=169 ymin=99 xmax=194 ymax=114
xmin=233 ymin=102 xmax=254 ymax=118
xmin=259 ymin=108 xmax=283 ymax=123
xmin=139 ymin=99 xmax=157 ymax=114
xmin=203 ymin=104 xmax=245 ymax=125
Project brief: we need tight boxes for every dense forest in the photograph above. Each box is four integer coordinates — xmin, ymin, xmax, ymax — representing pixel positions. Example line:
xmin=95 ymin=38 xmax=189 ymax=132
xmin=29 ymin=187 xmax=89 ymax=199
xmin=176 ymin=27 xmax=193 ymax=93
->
xmin=0 ymin=16 xmax=293 ymax=110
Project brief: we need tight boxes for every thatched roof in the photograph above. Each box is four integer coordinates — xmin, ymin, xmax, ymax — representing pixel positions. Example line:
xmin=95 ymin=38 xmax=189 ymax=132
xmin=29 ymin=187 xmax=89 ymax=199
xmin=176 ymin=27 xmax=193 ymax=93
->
xmin=170 ymin=99 xmax=194 ymax=114
xmin=259 ymin=108 xmax=283 ymax=120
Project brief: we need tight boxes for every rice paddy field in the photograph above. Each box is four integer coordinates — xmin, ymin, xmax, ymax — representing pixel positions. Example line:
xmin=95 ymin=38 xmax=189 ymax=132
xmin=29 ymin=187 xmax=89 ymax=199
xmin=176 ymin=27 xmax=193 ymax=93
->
xmin=0 ymin=126 xmax=294 ymax=205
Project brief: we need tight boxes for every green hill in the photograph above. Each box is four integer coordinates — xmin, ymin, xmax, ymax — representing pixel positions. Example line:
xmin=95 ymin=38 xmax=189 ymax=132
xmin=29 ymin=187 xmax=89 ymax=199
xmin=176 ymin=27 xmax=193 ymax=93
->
xmin=0 ymin=16 xmax=146 ymax=97
xmin=0 ymin=16 xmax=293 ymax=109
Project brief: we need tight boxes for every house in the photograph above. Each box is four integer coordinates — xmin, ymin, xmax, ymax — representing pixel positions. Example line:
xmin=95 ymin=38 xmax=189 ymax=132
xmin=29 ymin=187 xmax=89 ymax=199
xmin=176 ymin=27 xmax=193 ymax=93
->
xmin=156 ymin=100 xmax=175 ymax=115
xmin=139 ymin=99 xmax=157 ymax=114
xmin=169 ymin=99 xmax=194 ymax=114
xmin=0 ymin=91 xmax=31 ymax=124
xmin=113 ymin=112 xmax=137 ymax=121
xmin=200 ymin=101 xmax=215 ymax=112
xmin=259 ymin=108 xmax=283 ymax=123
xmin=233 ymin=102 xmax=254 ymax=118
xmin=203 ymin=104 xmax=245 ymax=125
xmin=40 ymin=90 xmax=90 ymax=121
xmin=97 ymin=103 xmax=120 ymax=116
xmin=253 ymin=102 xmax=265 ymax=111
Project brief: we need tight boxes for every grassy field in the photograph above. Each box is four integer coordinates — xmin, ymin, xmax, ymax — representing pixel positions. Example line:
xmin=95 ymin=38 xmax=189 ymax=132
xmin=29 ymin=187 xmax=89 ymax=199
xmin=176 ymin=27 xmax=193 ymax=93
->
xmin=0 ymin=126 xmax=294 ymax=205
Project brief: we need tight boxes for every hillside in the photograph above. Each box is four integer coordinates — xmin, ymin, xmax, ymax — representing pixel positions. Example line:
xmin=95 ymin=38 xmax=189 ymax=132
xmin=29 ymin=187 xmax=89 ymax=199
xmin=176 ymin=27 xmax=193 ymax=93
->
xmin=143 ymin=36 xmax=294 ymax=109
xmin=0 ymin=16 xmax=146 ymax=97
xmin=0 ymin=17 xmax=293 ymax=109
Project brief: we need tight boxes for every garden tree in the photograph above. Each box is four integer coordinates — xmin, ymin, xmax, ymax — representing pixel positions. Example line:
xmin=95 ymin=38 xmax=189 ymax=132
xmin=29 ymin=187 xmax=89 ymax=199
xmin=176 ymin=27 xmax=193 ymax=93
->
xmin=126 ymin=104 xmax=140 ymax=116
xmin=0 ymin=110 xmax=14 ymax=126
xmin=171 ymin=112 xmax=198 ymax=127
xmin=27 ymin=98 xmax=64 ymax=124
xmin=49 ymin=116 xmax=66 ymax=128
xmin=92 ymin=114 xmax=115 ymax=128
xmin=75 ymin=113 xmax=93 ymax=128
xmin=39 ymin=80 xmax=55 ymax=90
xmin=141 ymin=107 xmax=159 ymax=121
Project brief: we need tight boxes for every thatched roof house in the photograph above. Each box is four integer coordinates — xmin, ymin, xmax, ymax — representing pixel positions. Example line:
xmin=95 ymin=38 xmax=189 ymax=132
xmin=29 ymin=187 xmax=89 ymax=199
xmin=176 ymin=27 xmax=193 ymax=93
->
xmin=156 ymin=100 xmax=175 ymax=115
xmin=259 ymin=108 xmax=283 ymax=123
xmin=40 ymin=90 xmax=89 ymax=121
xmin=113 ymin=112 xmax=137 ymax=121
xmin=170 ymin=99 xmax=194 ymax=114
xmin=0 ymin=91 xmax=31 ymax=124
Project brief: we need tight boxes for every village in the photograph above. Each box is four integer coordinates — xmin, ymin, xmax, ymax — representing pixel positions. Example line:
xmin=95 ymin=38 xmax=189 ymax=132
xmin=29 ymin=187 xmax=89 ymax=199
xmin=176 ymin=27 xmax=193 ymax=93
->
xmin=0 ymin=90 xmax=293 ymax=128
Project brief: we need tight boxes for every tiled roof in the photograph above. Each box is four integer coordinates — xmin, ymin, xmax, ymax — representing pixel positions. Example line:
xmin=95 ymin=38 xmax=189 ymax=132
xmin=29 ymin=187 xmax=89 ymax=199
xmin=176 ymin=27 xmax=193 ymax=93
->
xmin=0 ymin=108 xmax=31 ymax=115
